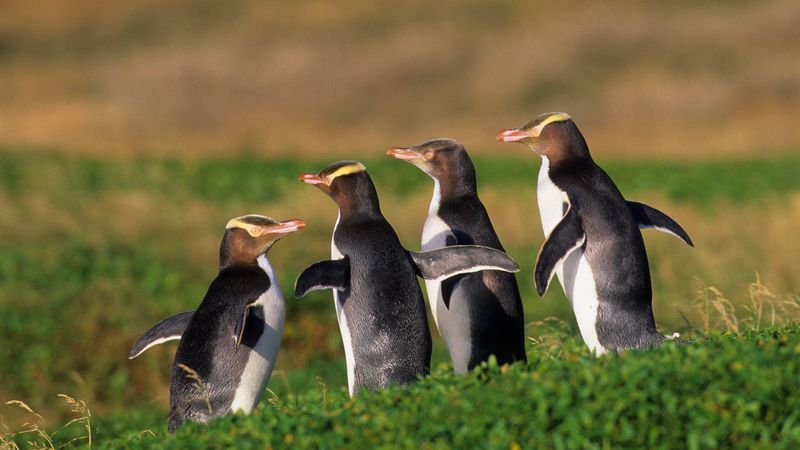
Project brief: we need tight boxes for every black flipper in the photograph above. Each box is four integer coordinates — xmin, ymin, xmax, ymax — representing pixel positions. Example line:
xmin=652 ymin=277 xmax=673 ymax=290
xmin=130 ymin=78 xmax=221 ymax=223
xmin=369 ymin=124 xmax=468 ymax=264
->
xmin=128 ymin=311 xmax=194 ymax=359
xmin=294 ymin=257 xmax=350 ymax=299
xmin=534 ymin=206 xmax=585 ymax=297
xmin=234 ymin=302 xmax=261 ymax=347
xmin=409 ymin=245 xmax=520 ymax=281
xmin=628 ymin=201 xmax=693 ymax=247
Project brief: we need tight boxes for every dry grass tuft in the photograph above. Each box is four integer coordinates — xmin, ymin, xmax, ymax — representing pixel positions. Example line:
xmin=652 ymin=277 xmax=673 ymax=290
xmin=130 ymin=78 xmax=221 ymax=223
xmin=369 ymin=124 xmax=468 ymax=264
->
xmin=693 ymin=278 xmax=740 ymax=333
xmin=265 ymin=388 xmax=282 ymax=410
xmin=3 ymin=400 xmax=56 ymax=450
xmin=528 ymin=276 xmax=798 ymax=353
xmin=56 ymin=396 xmax=91 ymax=448
xmin=526 ymin=317 xmax=574 ymax=359
xmin=692 ymin=275 xmax=800 ymax=334
xmin=1 ymin=395 xmax=92 ymax=449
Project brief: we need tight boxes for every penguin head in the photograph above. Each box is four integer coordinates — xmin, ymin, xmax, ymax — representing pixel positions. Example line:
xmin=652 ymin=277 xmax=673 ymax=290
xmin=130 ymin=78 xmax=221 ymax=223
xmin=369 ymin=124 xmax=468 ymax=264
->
xmin=299 ymin=161 xmax=381 ymax=216
xmin=221 ymin=215 xmax=305 ymax=266
xmin=387 ymin=139 xmax=475 ymax=187
xmin=496 ymin=112 xmax=590 ymax=162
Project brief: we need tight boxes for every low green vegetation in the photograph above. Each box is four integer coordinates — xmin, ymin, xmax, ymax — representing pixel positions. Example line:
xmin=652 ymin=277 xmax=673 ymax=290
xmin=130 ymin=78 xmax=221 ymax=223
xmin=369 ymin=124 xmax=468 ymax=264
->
xmin=1 ymin=151 xmax=799 ymax=448
xmin=120 ymin=326 xmax=800 ymax=449
xmin=9 ymin=326 xmax=800 ymax=449
xmin=1 ymin=151 xmax=799 ymax=206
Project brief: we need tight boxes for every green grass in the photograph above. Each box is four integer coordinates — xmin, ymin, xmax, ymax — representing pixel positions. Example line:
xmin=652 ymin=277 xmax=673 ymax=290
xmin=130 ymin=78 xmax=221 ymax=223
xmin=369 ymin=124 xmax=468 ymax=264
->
xmin=1 ymin=150 xmax=799 ymax=206
xmin=72 ymin=325 xmax=800 ymax=449
xmin=1 ymin=150 xmax=799 ymax=436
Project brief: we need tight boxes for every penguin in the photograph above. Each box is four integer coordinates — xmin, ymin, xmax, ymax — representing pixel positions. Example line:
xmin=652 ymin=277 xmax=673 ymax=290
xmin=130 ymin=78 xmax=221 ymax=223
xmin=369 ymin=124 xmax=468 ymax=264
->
xmin=496 ymin=113 xmax=693 ymax=354
xmin=387 ymin=140 xmax=526 ymax=373
xmin=295 ymin=161 xmax=520 ymax=395
xmin=128 ymin=215 xmax=304 ymax=432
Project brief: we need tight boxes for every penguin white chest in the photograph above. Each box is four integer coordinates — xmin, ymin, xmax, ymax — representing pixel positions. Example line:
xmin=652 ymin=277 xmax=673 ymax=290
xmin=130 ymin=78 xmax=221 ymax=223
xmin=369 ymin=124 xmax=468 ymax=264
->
xmin=421 ymin=180 xmax=454 ymax=329
xmin=420 ymin=180 xmax=472 ymax=372
xmin=536 ymin=157 xmax=606 ymax=355
xmin=331 ymin=214 xmax=356 ymax=395
xmin=537 ymin=157 xmax=568 ymax=236
xmin=230 ymin=255 xmax=285 ymax=413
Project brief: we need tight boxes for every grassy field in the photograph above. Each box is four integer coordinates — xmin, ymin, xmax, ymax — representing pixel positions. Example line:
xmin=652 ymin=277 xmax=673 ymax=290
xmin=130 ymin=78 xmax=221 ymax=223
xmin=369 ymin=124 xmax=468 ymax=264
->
xmin=1 ymin=150 xmax=799 ymax=441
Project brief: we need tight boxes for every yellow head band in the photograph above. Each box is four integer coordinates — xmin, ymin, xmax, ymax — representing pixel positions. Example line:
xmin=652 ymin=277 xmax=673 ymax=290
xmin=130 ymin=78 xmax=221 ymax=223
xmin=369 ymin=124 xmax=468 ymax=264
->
xmin=325 ymin=162 xmax=367 ymax=184
xmin=226 ymin=216 xmax=272 ymax=237
xmin=531 ymin=113 xmax=571 ymax=137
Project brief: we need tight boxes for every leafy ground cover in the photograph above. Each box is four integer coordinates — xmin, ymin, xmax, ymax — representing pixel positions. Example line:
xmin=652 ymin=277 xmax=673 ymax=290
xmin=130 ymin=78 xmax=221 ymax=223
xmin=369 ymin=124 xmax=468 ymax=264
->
xmin=7 ymin=326 xmax=799 ymax=449
xmin=1 ymin=151 xmax=799 ymax=444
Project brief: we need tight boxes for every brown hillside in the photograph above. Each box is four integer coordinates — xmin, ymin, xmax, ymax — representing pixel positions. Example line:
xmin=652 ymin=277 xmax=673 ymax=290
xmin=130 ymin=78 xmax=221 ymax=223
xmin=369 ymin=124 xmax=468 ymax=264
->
xmin=1 ymin=0 xmax=798 ymax=157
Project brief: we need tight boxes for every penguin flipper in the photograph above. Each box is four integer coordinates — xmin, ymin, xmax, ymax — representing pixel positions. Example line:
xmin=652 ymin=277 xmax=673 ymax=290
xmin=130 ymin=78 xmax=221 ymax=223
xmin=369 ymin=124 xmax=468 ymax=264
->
xmin=535 ymin=206 xmax=585 ymax=297
xmin=129 ymin=311 xmax=194 ymax=359
xmin=234 ymin=302 xmax=265 ymax=347
xmin=628 ymin=201 xmax=694 ymax=247
xmin=294 ymin=257 xmax=350 ymax=298
xmin=409 ymin=245 xmax=520 ymax=282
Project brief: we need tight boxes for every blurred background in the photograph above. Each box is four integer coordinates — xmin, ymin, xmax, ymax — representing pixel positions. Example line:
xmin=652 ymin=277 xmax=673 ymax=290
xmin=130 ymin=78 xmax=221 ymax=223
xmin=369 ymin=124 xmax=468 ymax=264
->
xmin=1 ymin=0 xmax=799 ymax=430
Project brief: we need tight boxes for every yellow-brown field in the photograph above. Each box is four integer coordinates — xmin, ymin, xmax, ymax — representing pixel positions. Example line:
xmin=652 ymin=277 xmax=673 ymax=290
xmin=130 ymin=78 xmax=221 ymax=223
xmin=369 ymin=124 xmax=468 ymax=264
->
xmin=0 ymin=0 xmax=799 ymax=157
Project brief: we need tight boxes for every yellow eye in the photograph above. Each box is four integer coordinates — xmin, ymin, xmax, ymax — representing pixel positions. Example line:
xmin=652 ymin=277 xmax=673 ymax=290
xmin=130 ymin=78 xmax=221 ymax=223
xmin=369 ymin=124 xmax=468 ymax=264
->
xmin=424 ymin=151 xmax=434 ymax=160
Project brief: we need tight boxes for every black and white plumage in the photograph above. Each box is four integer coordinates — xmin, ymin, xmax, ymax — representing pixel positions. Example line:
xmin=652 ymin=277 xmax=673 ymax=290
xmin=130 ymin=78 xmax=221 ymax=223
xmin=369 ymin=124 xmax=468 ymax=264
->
xmin=296 ymin=161 xmax=520 ymax=394
xmin=128 ymin=215 xmax=304 ymax=431
xmin=388 ymin=140 xmax=526 ymax=373
xmin=498 ymin=113 xmax=693 ymax=354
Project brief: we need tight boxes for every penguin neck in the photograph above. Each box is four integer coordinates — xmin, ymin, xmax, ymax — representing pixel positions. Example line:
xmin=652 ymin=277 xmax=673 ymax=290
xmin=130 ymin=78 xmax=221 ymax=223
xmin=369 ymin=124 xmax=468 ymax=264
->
xmin=542 ymin=126 xmax=593 ymax=167
xmin=334 ymin=190 xmax=383 ymax=223
xmin=219 ymin=253 xmax=262 ymax=272
xmin=432 ymin=167 xmax=477 ymax=208
xmin=219 ymin=232 xmax=265 ymax=271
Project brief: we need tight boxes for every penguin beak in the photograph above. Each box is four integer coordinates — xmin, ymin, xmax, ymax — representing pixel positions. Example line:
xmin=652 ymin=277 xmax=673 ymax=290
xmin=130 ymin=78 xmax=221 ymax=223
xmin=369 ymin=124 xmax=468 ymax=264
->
xmin=268 ymin=219 xmax=306 ymax=235
xmin=496 ymin=129 xmax=532 ymax=143
xmin=255 ymin=219 xmax=305 ymax=253
xmin=386 ymin=148 xmax=421 ymax=161
xmin=299 ymin=173 xmax=325 ymax=186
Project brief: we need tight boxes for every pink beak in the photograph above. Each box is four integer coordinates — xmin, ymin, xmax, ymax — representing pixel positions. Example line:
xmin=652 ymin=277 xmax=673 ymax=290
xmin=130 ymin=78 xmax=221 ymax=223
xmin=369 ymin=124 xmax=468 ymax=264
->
xmin=298 ymin=173 xmax=324 ymax=185
xmin=386 ymin=148 xmax=421 ymax=160
xmin=270 ymin=219 xmax=306 ymax=234
xmin=496 ymin=129 xmax=531 ymax=143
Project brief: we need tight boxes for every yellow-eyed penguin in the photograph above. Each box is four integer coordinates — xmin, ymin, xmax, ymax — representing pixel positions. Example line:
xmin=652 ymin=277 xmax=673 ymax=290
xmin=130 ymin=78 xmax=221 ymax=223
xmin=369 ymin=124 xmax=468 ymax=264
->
xmin=497 ymin=113 xmax=693 ymax=354
xmin=295 ymin=161 xmax=520 ymax=394
xmin=128 ymin=215 xmax=304 ymax=431
xmin=387 ymin=140 xmax=526 ymax=372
